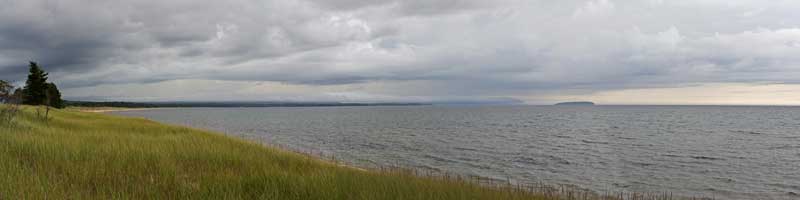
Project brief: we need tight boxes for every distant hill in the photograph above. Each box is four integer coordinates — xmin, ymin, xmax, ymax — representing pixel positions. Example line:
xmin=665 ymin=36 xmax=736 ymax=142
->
xmin=554 ymin=101 xmax=595 ymax=106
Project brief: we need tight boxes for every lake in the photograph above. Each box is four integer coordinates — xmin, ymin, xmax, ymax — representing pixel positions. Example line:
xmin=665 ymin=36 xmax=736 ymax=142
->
xmin=114 ymin=105 xmax=800 ymax=200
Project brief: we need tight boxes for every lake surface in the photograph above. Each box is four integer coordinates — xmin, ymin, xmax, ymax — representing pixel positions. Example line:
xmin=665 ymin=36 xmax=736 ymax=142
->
xmin=115 ymin=105 xmax=800 ymax=199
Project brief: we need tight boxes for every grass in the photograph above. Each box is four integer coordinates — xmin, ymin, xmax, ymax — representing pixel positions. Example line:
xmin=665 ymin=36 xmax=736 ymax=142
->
xmin=0 ymin=106 xmax=706 ymax=199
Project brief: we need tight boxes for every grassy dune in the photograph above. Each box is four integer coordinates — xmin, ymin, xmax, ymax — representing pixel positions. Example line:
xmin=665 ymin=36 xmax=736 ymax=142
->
xmin=0 ymin=106 xmax=545 ymax=199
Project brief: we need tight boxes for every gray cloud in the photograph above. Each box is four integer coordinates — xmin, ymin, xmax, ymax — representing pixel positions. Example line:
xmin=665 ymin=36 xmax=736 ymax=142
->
xmin=307 ymin=0 xmax=496 ymax=15
xmin=1 ymin=0 xmax=800 ymax=102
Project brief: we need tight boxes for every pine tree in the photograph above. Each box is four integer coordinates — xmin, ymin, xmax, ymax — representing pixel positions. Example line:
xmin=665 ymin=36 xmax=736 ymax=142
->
xmin=22 ymin=62 xmax=50 ymax=105
xmin=45 ymin=83 xmax=64 ymax=109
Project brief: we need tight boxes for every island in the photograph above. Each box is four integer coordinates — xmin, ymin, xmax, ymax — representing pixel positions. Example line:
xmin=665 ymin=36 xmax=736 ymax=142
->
xmin=555 ymin=101 xmax=595 ymax=106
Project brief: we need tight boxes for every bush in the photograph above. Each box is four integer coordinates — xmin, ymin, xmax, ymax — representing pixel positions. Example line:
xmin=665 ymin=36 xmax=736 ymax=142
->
xmin=0 ymin=80 xmax=22 ymax=124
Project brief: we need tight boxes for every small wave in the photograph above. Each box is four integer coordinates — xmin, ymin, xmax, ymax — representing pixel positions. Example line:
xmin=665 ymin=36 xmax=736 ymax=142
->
xmin=423 ymin=154 xmax=457 ymax=163
xmin=396 ymin=144 xmax=422 ymax=152
xmin=662 ymin=154 xmax=682 ymax=158
xmin=712 ymin=177 xmax=735 ymax=183
xmin=690 ymin=155 xmax=725 ymax=161
xmin=612 ymin=182 xmax=631 ymax=188
xmin=463 ymin=161 xmax=492 ymax=170
xmin=513 ymin=156 xmax=544 ymax=165
xmin=616 ymin=136 xmax=637 ymax=140
xmin=730 ymin=130 xmax=766 ymax=135
xmin=625 ymin=160 xmax=655 ymax=167
xmin=767 ymin=145 xmax=800 ymax=150
xmin=360 ymin=142 xmax=387 ymax=150
xmin=581 ymin=139 xmax=610 ymax=145
xmin=767 ymin=183 xmax=800 ymax=190
xmin=515 ymin=154 xmax=571 ymax=165
xmin=548 ymin=155 xmax=571 ymax=165
xmin=453 ymin=146 xmax=479 ymax=152
xmin=456 ymin=156 xmax=481 ymax=162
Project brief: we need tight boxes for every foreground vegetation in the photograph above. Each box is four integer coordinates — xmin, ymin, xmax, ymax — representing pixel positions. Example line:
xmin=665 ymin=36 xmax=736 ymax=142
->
xmin=0 ymin=106 xmax=706 ymax=199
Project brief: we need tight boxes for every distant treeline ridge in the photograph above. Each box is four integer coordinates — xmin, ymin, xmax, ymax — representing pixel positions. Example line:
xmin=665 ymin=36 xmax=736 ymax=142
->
xmin=65 ymin=101 xmax=428 ymax=108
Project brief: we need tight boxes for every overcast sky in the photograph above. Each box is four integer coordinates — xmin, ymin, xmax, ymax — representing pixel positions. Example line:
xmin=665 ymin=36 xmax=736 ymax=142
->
xmin=2 ymin=0 xmax=800 ymax=104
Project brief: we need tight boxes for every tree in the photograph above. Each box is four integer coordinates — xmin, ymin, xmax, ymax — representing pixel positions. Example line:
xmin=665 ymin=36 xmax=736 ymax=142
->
xmin=22 ymin=62 xmax=49 ymax=105
xmin=0 ymin=80 xmax=21 ymax=124
xmin=0 ymin=80 xmax=13 ymax=104
xmin=45 ymin=83 xmax=64 ymax=109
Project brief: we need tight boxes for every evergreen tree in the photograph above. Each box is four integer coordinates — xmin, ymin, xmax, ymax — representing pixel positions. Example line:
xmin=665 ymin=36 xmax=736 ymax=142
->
xmin=45 ymin=83 xmax=64 ymax=109
xmin=22 ymin=62 xmax=50 ymax=105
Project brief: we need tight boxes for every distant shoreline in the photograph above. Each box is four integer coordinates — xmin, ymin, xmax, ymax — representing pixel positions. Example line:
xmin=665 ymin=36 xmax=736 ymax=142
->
xmin=72 ymin=107 xmax=162 ymax=113
xmin=65 ymin=100 xmax=431 ymax=108
xmin=554 ymin=101 xmax=595 ymax=106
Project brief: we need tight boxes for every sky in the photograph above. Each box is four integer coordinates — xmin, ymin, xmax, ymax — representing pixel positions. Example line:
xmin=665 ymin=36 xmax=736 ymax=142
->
xmin=2 ymin=0 xmax=800 ymax=105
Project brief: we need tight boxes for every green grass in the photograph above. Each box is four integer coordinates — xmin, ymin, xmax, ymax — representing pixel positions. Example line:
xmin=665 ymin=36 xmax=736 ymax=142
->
xmin=0 ymin=106 xmax=549 ymax=199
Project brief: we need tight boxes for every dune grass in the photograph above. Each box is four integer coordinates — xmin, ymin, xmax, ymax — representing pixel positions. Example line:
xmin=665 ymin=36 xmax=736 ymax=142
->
xmin=0 ymin=106 xmax=550 ymax=199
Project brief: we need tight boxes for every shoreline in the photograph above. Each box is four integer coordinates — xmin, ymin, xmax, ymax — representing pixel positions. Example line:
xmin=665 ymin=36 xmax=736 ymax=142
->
xmin=86 ymin=108 xmax=157 ymax=113
xmin=72 ymin=107 xmax=163 ymax=113
xmin=101 ymin=110 xmax=536 ymax=188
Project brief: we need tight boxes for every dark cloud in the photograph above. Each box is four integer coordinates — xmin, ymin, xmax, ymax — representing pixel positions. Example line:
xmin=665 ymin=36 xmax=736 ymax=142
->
xmin=1 ymin=0 xmax=800 ymax=102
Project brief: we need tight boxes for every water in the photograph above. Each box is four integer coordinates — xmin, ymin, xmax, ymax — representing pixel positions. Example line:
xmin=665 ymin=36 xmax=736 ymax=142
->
xmin=115 ymin=105 xmax=800 ymax=199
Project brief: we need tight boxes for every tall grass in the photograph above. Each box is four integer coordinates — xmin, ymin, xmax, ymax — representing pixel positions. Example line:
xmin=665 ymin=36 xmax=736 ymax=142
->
xmin=0 ymin=105 xmax=707 ymax=199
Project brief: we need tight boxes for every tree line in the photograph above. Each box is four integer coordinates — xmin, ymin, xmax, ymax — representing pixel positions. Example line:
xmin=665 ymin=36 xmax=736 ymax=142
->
xmin=1 ymin=62 xmax=64 ymax=123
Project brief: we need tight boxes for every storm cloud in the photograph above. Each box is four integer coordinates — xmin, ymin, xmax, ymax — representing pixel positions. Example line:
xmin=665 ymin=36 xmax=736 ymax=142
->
xmin=2 ymin=0 xmax=800 ymax=104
